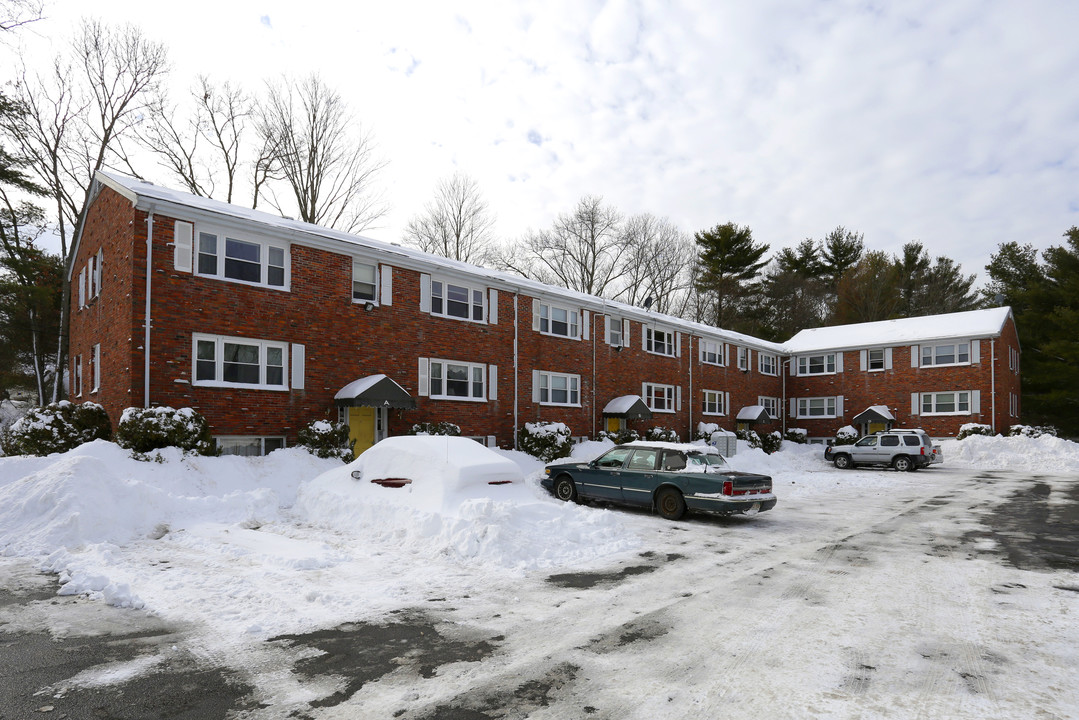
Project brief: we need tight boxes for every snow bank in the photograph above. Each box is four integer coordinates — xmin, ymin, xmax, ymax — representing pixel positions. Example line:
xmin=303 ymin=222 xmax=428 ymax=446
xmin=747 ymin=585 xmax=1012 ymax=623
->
xmin=941 ymin=433 xmax=1079 ymax=473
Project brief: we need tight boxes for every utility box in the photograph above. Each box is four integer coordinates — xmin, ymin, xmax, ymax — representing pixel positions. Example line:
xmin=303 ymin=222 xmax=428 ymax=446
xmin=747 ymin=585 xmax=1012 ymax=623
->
xmin=709 ymin=429 xmax=738 ymax=457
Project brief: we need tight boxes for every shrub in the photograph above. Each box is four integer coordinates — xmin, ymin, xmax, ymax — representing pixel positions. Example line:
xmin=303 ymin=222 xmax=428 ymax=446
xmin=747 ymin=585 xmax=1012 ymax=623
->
xmin=597 ymin=428 xmax=640 ymax=444
xmin=518 ymin=421 xmax=572 ymax=462
xmin=0 ymin=401 xmax=111 ymax=456
xmin=297 ymin=420 xmax=353 ymax=461
xmin=1008 ymin=424 xmax=1057 ymax=438
xmin=115 ymin=406 xmax=214 ymax=455
xmin=784 ymin=428 xmax=808 ymax=444
xmin=644 ymin=426 xmax=679 ymax=443
xmin=694 ymin=422 xmax=719 ymax=442
xmin=957 ymin=423 xmax=994 ymax=440
xmin=408 ymin=421 xmax=461 ymax=436
xmin=759 ymin=430 xmax=783 ymax=454
xmin=736 ymin=429 xmax=761 ymax=449
xmin=834 ymin=426 xmax=859 ymax=445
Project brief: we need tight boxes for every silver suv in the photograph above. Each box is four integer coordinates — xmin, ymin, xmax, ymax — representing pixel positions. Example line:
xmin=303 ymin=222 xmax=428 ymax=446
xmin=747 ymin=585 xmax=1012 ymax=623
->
xmin=825 ymin=429 xmax=937 ymax=471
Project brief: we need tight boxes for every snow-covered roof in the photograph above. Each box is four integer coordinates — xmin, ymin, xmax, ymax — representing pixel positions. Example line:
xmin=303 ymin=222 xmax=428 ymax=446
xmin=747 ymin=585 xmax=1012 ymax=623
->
xmin=736 ymin=405 xmax=771 ymax=422
xmin=603 ymin=395 xmax=644 ymax=414
xmin=334 ymin=374 xmax=389 ymax=400
xmin=851 ymin=405 xmax=896 ymax=423
xmin=85 ymin=171 xmax=786 ymax=354
xmin=783 ymin=307 xmax=1013 ymax=353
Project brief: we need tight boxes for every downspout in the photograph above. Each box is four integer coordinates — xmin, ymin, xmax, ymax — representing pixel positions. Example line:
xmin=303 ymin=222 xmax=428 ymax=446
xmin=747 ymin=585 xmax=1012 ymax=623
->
xmin=593 ymin=304 xmax=601 ymax=440
xmin=990 ymin=338 xmax=996 ymax=434
xmin=781 ymin=358 xmax=788 ymax=435
xmin=688 ymin=335 xmax=693 ymax=437
xmin=144 ymin=209 xmax=154 ymax=408
xmin=513 ymin=292 xmax=519 ymax=450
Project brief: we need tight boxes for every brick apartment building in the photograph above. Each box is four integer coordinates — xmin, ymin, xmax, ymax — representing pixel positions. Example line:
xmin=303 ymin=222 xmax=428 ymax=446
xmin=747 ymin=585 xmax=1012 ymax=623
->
xmin=66 ymin=172 xmax=1021 ymax=455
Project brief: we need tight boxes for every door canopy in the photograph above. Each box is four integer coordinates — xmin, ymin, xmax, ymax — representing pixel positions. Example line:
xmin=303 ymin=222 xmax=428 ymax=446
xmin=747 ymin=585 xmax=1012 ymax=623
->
xmin=736 ymin=405 xmax=772 ymax=424
xmin=334 ymin=374 xmax=417 ymax=409
xmin=602 ymin=395 xmax=653 ymax=420
xmin=851 ymin=405 xmax=895 ymax=425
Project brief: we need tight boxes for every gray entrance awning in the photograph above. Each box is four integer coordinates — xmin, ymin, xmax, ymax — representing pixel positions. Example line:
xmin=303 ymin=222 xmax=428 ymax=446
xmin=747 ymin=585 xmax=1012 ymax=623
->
xmin=736 ymin=405 xmax=772 ymax=423
xmin=851 ymin=405 xmax=895 ymax=425
xmin=334 ymin=374 xmax=416 ymax=409
xmin=602 ymin=395 xmax=652 ymax=419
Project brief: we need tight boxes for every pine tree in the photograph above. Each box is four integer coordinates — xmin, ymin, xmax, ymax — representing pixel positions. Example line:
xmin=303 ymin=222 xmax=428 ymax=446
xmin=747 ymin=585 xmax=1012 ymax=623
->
xmin=693 ymin=222 xmax=769 ymax=333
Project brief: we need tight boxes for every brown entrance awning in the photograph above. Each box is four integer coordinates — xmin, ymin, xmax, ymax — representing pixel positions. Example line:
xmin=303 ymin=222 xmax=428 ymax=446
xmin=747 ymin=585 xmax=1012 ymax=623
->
xmin=602 ymin=395 xmax=653 ymax=420
xmin=851 ymin=405 xmax=895 ymax=425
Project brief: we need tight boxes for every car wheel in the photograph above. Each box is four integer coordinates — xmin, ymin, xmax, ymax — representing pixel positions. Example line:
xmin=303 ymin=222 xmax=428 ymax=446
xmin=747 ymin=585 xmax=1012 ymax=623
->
xmin=656 ymin=487 xmax=686 ymax=521
xmin=833 ymin=453 xmax=852 ymax=470
xmin=892 ymin=455 xmax=913 ymax=472
xmin=554 ymin=475 xmax=577 ymax=503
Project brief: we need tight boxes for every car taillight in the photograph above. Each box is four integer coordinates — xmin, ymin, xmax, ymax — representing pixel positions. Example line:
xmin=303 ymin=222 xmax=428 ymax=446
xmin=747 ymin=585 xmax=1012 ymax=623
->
xmin=920 ymin=446 xmax=925 ymax=455
xmin=722 ymin=480 xmax=733 ymax=496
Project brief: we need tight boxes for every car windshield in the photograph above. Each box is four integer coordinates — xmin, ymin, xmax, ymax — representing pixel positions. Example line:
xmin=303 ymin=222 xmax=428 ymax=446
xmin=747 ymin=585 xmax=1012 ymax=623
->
xmin=686 ymin=452 xmax=729 ymax=472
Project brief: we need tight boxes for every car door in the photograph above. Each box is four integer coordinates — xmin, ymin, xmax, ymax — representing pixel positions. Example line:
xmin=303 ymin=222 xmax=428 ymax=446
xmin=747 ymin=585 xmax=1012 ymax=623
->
xmin=576 ymin=446 xmax=632 ymax=501
xmin=850 ymin=436 xmax=879 ymax=463
xmin=619 ymin=448 xmax=660 ymax=506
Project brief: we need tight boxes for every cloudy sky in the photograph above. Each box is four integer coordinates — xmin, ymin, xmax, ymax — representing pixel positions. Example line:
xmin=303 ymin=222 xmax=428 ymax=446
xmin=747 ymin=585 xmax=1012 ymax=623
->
xmin=8 ymin=0 xmax=1079 ymax=282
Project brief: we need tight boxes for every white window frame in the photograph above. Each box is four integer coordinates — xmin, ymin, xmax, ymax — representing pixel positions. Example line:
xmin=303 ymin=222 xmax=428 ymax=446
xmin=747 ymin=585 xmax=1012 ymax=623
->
xmin=702 ymin=389 xmax=727 ymax=416
xmin=431 ymin=278 xmax=487 ymax=323
xmin=867 ymin=348 xmax=885 ymax=371
xmin=921 ymin=391 xmax=971 ymax=415
xmin=643 ymin=382 xmax=676 ymax=414
xmin=73 ymin=354 xmax=83 ymax=397
xmin=798 ymin=354 xmax=837 ymax=376
xmin=758 ymin=396 xmax=779 ymax=419
xmin=646 ymin=327 xmax=677 ymax=357
xmin=195 ymin=226 xmax=290 ymax=290
xmin=90 ymin=343 xmax=101 ymax=393
xmin=758 ymin=353 xmax=777 ymax=376
xmin=700 ymin=339 xmax=723 ymax=366
xmin=737 ymin=347 xmax=750 ymax=371
xmin=215 ymin=436 xmax=287 ymax=457
xmin=352 ymin=260 xmax=378 ymax=303
xmin=537 ymin=301 xmax=579 ymax=339
xmin=921 ymin=342 xmax=970 ymax=368
xmin=537 ymin=370 xmax=581 ymax=407
xmin=428 ymin=358 xmax=487 ymax=401
xmin=606 ymin=316 xmax=628 ymax=347
xmin=797 ymin=397 xmax=838 ymax=418
xmin=192 ymin=333 xmax=289 ymax=390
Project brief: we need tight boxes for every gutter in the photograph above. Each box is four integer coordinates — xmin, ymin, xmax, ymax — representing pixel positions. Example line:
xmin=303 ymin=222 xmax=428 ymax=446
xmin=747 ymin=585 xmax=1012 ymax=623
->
xmin=144 ymin=209 xmax=154 ymax=408
xmin=990 ymin=339 xmax=996 ymax=433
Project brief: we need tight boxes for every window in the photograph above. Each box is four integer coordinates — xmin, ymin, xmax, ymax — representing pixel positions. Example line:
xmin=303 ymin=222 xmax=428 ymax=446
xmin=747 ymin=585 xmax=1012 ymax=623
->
xmin=433 ymin=280 xmax=485 ymax=321
xmin=797 ymin=397 xmax=837 ymax=418
xmin=538 ymin=302 xmax=578 ymax=338
xmin=798 ymin=354 xmax=836 ymax=375
xmin=627 ymin=448 xmax=659 ymax=470
xmin=196 ymin=229 xmax=288 ymax=289
xmin=353 ymin=261 xmax=377 ymax=302
xmin=1010 ymin=392 xmax=1018 ymax=416
xmin=921 ymin=343 xmax=969 ymax=367
xmin=538 ymin=371 xmax=580 ymax=406
xmin=759 ymin=396 xmax=779 ymax=419
xmin=737 ymin=347 xmax=749 ymax=371
xmin=193 ymin=334 xmax=288 ymax=389
xmin=607 ymin=317 xmax=624 ymax=346
xmin=758 ymin=353 xmax=777 ymax=375
xmin=1009 ymin=347 xmax=1019 ymax=373
xmin=73 ymin=354 xmax=83 ymax=396
xmin=646 ymin=328 xmax=676 ymax=357
xmin=702 ymin=390 xmax=726 ymax=416
xmin=921 ymin=391 xmax=970 ymax=415
xmin=95 ymin=249 xmax=103 ymax=297
xmin=215 ymin=436 xmax=286 ymax=457
xmin=596 ymin=447 xmax=632 ymax=469
xmin=868 ymin=348 xmax=885 ymax=371
xmin=430 ymin=359 xmax=486 ymax=400
xmin=700 ymin=339 xmax=723 ymax=365
xmin=644 ymin=383 xmax=676 ymax=413
xmin=90 ymin=343 xmax=101 ymax=393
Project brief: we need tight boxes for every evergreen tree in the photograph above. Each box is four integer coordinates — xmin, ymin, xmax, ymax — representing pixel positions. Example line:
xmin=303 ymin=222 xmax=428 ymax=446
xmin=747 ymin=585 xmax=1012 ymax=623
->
xmin=693 ymin=222 xmax=769 ymax=333
xmin=833 ymin=250 xmax=901 ymax=324
xmin=895 ymin=241 xmax=979 ymax=317
xmin=820 ymin=226 xmax=864 ymax=290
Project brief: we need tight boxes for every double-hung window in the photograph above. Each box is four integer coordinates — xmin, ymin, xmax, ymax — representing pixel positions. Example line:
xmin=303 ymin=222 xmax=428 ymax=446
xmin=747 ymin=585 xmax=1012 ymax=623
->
xmin=737 ymin=347 xmax=750 ymax=371
xmin=798 ymin=354 xmax=836 ymax=375
xmin=797 ymin=397 xmax=837 ymax=418
xmin=90 ymin=343 xmax=101 ymax=393
xmin=702 ymin=390 xmax=726 ymax=415
xmin=758 ymin=353 xmax=777 ymax=375
xmin=352 ymin=261 xmax=377 ymax=302
xmin=646 ymin=328 xmax=676 ymax=357
xmin=700 ymin=339 xmax=723 ymax=365
xmin=644 ymin=383 xmax=676 ymax=413
xmin=538 ymin=302 xmax=579 ymax=338
xmin=193 ymin=334 xmax=288 ymax=389
xmin=921 ymin=391 xmax=970 ymax=415
xmin=922 ymin=343 xmax=969 ymax=367
xmin=868 ymin=348 xmax=885 ymax=371
xmin=73 ymin=354 xmax=83 ymax=397
xmin=759 ymin=396 xmax=779 ymax=419
xmin=196 ymin=229 xmax=288 ymax=289
xmin=432 ymin=280 xmax=485 ymax=321
xmin=537 ymin=371 xmax=580 ymax=406
xmin=429 ymin=359 xmax=486 ymax=400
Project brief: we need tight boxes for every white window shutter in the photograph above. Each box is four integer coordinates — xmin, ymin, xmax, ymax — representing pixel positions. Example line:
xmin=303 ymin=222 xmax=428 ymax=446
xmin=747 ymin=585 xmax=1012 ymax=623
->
xmin=604 ymin=315 xmax=611 ymax=344
xmin=911 ymin=345 xmax=920 ymax=367
xmin=676 ymin=385 xmax=682 ymax=411
xmin=291 ymin=344 xmax=305 ymax=390
xmin=489 ymin=365 xmax=497 ymax=400
xmin=725 ymin=391 xmax=730 ymax=415
xmin=532 ymin=299 xmax=541 ymax=331
xmin=488 ymin=289 xmax=498 ymax=324
xmin=790 ymin=398 xmax=797 ymax=417
xmin=419 ymin=274 xmax=432 ymax=313
xmin=837 ymin=395 xmax=844 ymax=415
xmin=642 ymin=382 xmax=648 ymax=402
xmin=88 ymin=255 xmax=96 ymax=298
xmin=911 ymin=392 xmax=920 ymax=415
xmin=790 ymin=358 xmax=797 ymax=376
xmin=971 ymin=339 xmax=980 ymax=363
xmin=972 ymin=390 xmax=981 ymax=413
xmin=173 ymin=221 xmax=193 ymax=273
xmin=885 ymin=347 xmax=893 ymax=369
xmin=533 ymin=370 xmax=541 ymax=402
xmin=836 ymin=351 xmax=844 ymax=373
xmin=860 ymin=350 xmax=867 ymax=371
xmin=623 ymin=319 xmax=630 ymax=346
xmin=96 ymin=249 xmax=104 ymax=294
xmin=676 ymin=332 xmax=682 ymax=357
xmin=380 ymin=265 xmax=393 ymax=306
xmin=642 ymin=326 xmax=649 ymax=351
xmin=582 ymin=310 xmax=590 ymax=340
xmin=723 ymin=343 xmax=729 ymax=367
xmin=78 ymin=267 xmax=86 ymax=308
xmin=418 ymin=358 xmax=430 ymax=396
xmin=486 ymin=435 xmax=497 ymax=448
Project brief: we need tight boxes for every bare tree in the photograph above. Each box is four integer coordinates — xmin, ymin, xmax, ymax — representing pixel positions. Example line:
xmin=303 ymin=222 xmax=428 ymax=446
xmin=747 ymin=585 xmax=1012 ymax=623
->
xmin=256 ymin=74 xmax=387 ymax=232
xmin=500 ymin=195 xmax=625 ymax=297
xmin=403 ymin=172 xmax=496 ymax=264
xmin=615 ymin=213 xmax=694 ymax=313
xmin=0 ymin=0 xmax=43 ymax=35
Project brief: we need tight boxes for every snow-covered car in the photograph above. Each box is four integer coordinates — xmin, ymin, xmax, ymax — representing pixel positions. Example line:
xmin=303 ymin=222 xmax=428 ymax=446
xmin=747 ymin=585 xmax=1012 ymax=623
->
xmin=349 ymin=435 xmax=522 ymax=489
xmin=542 ymin=442 xmax=775 ymax=520
xmin=824 ymin=429 xmax=936 ymax=471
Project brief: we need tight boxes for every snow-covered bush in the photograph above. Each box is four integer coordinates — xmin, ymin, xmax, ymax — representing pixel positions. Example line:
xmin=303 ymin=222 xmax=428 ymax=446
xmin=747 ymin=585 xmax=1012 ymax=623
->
xmin=297 ymin=420 xmax=353 ymax=461
xmin=957 ymin=423 xmax=993 ymax=440
xmin=518 ymin=421 xmax=572 ymax=462
xmin=1009 ymin=424 xmax=1057 ymax=439
xmin=0 ymin=401 xmax=111 ymax=456
xmin=736 ymin=429 xmax=761 ymax=449
xmin=759 ymin=430 xmax=783 ymax=454
xmin=694 ymin=422 xmax=719 ymax=441
xmin=408 ymin=421 xmax=461 ymax=436
xmin=597 ymin=428 xmax=640 ymax=444
xmin=645 ymin=426 xmax=679 ymax=442
xmin=115 ymin=406 xmax=214 ymax=455
xmin=784 ymin=428 xmax=808 ymax=444
xmin=834 ymin=426 xmax=859 ymax=445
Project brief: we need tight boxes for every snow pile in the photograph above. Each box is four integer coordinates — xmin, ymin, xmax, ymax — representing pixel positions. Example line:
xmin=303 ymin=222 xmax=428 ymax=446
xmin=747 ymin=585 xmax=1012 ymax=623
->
xmin=942 ymin=433 xmax=1079 ymax=473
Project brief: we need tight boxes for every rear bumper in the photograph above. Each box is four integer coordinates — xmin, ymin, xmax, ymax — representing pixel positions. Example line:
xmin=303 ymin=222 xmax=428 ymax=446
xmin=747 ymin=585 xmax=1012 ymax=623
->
xmin=687 ymin=493 xmax=777 ymax=515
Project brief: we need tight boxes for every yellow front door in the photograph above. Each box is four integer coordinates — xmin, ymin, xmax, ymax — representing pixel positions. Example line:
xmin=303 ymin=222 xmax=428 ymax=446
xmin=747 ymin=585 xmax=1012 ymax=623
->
xmin=868 ymin=422 xmax=887 ymax=435
xmin=348 ymin=406 xmax=376 ymax=457
xmin=606 ymin=417 xmax=623 ymax=433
